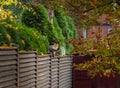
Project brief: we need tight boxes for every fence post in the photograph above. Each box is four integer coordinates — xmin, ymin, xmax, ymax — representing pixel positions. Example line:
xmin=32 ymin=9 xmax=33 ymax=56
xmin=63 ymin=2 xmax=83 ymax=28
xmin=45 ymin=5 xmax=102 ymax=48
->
xmin=17 ymin=47 xmax=20 ymax=88
xmin=36 ymin=52 xmax=38 ymax=88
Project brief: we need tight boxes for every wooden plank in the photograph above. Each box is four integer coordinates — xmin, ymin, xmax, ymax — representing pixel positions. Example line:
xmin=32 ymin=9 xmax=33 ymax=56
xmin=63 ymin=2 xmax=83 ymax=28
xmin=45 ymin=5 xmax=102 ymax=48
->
xmin=20 ymin=82 xmax=36 ymax=88
xmin=59 ymin=69 xmax=72 ymax=73
xmin=38 ymin=60 xmax=50 ymax=65
xmin=59 ymin=81 xmax=72 ymax=85
xmin=20 ymin=78 xmax=36 ymax=87
xmin=59 ymin=63 xmax=72 ymax=67
xmin=0 ymin=60 xmax=17 ymax=66
xmin=0 ymin=50 xmax=17 ymax=55
xmin=37 ymin=78 xmax=50 ymax=83
xmin=37 ymin=72 xmax=50 ymax=77
xmin=38 ymin=56 xmax=50 ymax=61
xmin=19 ymin=70 xmax=36 ymax=77
xmin=51 ymin=68 xmax=59 ymax=72
xmin=20 ymin=66 xmax=36 ymax=72
xmin=51 ymin=65 xmax=59 ymax=69
xmin=0 ymin=65 xmax=16 ymax=72
xmin=0 ymin=70 xmax=17 ymax=77
xmin=37 ymin=81 xmax=50 ymax=88
xmin=0 ymin=55 xmax=17 ymax=61
xmin=59 ymin=75 xmax=72 ymax=78
xmin=20 ymin=74 xmax=36 ymax=82
xmin=0 ymin=80 xmax=17 ymax=87
xmin=59 ymin=71 xmax=72 ymax=76
xmin=37 ymin=75 xmax=50 ymax=80
xmin=5 ymin=85 xmax=17 ymax=88
xmin=37 ymin=84 xmax=50 ymax=88
xmin=37 ymin=64 xmax=50 ymax=69
xmin=59 ymin=57 xmax=72 ymax=60
xmin=59 ymin=66 xmax=72 ymax=70
xmin=19 ymin=58 xmax=36 ymax=63
xmin=51 ymin=81 xmax=58 ymax=88
xmin=38 ymin=67 xmax=50 ymax=72
xmin=59 ymin=84 xmax=71 ymax=88
xmin=51 ymin=62 xmax=59 ymax=66
xmin=51 ymin=59 xmax=58 ymax=62
xmin=20 ymin=62 xmax=36 ymax=67
xmin=19 ymin=53 xmax=36 ymax=59
xmin=0 ymin=75 xmax=17 ymax=83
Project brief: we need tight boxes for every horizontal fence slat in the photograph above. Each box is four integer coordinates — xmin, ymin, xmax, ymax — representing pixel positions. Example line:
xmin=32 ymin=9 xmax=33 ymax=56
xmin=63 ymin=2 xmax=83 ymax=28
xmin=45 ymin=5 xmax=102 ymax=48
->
xmin=20 ymin=79 xmax=35 ymax=87
xmin=0 ymin=70 xmax=17 ymax=77
xmin=19 ymin=70 xmax=36 ymax=77
xmin=38 ymin=56 xmax=50 ymax=61
xmin=0 ymin=80 xmax=17 ymax=88
xmin=20 ymin=66 xmax=36 ymax=72
xmin=19 ymin=53 xmax=36 ymax=59
xmin=0 ymin=60 xmax=17 ymax=66
xmin=20 ymin=74 xmax=36 ymax=82
xmin=38 ymin=67 xmax=50 ymax=72
xmin=38 ymin=60 xmax=50 ymax=65
xmin=37 ymin=84 xmax=50 ymax=88
xmin=19 ymin=58 xmax=36 ymax=63
xmin=20 ymin=82 xmax=36 ymax=88
xmin=20 ymin=78 xmax=36 ymax=87
xmin=5 ymin=85 xmax=17 ymax=88
xmin=0 ymin=65 xmax=16 ymax=72
xmin=20 ymin=62 xmax=36 ymax=67
xmin=37 ymin=64 xmax=50 ymax=69
xmin=0 ymin=50 xmax=17 ymax=55
xmin=0 ymin=55 xmax=17 ymax=61
xmin=37 ymin=81 xmax=50 ymax=88
xmin=0 ymin=75 xmax=17 ymax=83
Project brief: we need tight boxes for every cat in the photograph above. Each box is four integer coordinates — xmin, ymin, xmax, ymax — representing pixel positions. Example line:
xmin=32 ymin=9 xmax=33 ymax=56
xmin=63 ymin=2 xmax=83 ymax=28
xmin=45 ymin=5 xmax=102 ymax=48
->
xmin=49 ymin=43 xmax=59 ymax=57
xmin=60 ymin=46 xmax=65 ymax=56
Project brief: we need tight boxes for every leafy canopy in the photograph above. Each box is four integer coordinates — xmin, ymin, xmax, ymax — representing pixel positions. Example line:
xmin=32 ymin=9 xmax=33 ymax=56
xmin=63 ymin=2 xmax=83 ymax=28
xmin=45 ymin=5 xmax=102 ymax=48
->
xmin=38 ymin=0 xmax=120 ymax=28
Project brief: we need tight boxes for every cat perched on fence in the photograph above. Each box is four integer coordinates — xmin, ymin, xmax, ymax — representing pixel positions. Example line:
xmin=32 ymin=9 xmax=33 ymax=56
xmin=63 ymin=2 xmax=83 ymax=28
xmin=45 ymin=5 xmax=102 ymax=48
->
xmin=49 ymin=43 xmax=59 ymax=57
xmin=60 ymin=46 xmax=66 ymax=56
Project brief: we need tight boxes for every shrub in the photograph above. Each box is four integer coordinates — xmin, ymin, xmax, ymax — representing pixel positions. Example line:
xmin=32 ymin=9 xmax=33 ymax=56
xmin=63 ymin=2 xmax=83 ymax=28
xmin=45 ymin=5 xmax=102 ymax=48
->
xmin=21 ymin=4 xmax=50 ymax=35
xmin=0 ymin=24 xmax=11 ymax=46
xmin=17 ymin=23 xmax=47 ymax=54
xmin=54 ymin=10 xmax=78 ymax=54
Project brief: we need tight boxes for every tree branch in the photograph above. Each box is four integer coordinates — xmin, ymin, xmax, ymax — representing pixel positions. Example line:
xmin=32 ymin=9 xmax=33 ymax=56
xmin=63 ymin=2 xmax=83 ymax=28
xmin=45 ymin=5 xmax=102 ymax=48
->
xmin=66 ymin=0 xmax=114 ymax=13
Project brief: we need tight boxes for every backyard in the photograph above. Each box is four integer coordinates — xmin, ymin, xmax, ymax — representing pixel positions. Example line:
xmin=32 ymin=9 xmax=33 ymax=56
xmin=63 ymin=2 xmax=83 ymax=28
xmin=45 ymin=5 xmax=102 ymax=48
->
xmin=0 ymin=0 xmax=120 ymax=88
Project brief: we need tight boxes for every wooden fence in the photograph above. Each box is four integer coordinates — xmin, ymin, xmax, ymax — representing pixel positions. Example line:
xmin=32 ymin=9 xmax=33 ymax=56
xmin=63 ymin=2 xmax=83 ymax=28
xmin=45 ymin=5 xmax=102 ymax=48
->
xmin=0 ymin=47 xmax=72 ymax=88
xmin=0 ymin=47 xmax=18 ymax=88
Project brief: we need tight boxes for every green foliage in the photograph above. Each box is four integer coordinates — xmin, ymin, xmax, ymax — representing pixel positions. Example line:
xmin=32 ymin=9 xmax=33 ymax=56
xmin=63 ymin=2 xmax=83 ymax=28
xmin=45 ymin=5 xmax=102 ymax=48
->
xmin=66 ymin=16 xmax=78 ymax=38
xmin=21 ymin=4 xmax=60 ymax=46
xmin=17 ymin=23 xmax=47 ymax=54
xmin=52 ymin=16 xmax=65 ymax=45
xmin=21 ymin=4 xmax=50 ymax=35
xmin=54 ymin=10 xmax=68 ymax=38
xmin=0 ymin=24 xmax=11 ymax=45
xmin=54 ymin=10 xmax=78 ymax=54
xmin=0 ymin=1 xmax=78 ymax=55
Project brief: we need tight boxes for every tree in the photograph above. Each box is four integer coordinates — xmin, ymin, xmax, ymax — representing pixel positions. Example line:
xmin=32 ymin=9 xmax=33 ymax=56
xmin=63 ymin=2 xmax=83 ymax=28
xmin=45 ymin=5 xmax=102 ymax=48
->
xmin=38 ymin=0 xmax=120 ymax=28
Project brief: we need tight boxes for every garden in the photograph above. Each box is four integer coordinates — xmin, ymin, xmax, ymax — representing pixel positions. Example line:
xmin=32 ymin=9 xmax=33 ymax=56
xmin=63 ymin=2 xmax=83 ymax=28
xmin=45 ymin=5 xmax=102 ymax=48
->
xmin=0 ymin=0 xmax=120 ymax=88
